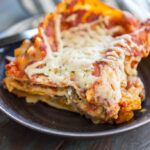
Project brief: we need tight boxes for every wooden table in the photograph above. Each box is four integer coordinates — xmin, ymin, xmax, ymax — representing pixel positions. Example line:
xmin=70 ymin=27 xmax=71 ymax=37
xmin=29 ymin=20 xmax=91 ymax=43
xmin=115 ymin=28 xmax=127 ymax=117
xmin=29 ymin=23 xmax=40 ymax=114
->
xmin=1 ymin=1 xmax=150 ymax=150
xmin=1 ymin=110 xmax=150 ymax=150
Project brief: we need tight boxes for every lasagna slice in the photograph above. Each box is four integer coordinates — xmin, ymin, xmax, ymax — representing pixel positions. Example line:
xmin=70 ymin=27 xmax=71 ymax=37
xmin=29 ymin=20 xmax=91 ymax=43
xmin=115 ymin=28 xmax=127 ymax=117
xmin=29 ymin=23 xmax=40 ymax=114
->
xmin=3 ymin=0 xmax=150 ymax=124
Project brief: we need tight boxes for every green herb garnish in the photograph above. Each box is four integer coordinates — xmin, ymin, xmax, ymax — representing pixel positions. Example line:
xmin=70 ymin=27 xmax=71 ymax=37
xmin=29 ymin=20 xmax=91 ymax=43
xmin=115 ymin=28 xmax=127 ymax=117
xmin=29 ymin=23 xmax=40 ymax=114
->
xmin=119 ymin=56 xmax=122 ymax=59
xmin=84 ymin=69 xmax=89 ymax=72
xmin=71 ymin=70 xmax=75 ymax=74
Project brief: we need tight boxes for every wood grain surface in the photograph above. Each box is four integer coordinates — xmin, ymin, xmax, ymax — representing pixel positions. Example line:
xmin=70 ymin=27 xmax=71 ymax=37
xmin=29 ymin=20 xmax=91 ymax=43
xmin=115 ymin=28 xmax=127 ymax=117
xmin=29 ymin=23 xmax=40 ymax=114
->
xmin=1 ymin=110 xmax=150 ymax=150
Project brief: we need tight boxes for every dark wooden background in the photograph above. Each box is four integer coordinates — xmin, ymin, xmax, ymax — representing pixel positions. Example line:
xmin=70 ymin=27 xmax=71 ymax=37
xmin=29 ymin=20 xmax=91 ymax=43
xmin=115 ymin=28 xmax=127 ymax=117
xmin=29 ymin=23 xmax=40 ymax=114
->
xmin=1 ymin=110 xmax=150 ymax=150
xmin=1 ymin=0 xmax=150 ymax=150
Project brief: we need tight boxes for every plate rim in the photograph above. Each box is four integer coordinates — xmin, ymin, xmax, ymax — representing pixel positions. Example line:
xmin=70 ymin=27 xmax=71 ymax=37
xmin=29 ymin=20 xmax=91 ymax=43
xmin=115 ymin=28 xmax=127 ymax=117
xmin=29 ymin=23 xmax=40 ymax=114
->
xmin=0 ymin=16 xmax=150 ymax=138
xmin=1 ymin=102 xmax=150 ymax=138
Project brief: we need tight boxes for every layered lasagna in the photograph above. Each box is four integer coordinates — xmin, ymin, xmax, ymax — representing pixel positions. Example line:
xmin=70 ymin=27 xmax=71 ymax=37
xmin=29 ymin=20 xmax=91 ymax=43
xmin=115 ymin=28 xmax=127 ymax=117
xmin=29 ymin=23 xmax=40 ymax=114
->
xmin=3 ymin=0 xmax=150 ymax=124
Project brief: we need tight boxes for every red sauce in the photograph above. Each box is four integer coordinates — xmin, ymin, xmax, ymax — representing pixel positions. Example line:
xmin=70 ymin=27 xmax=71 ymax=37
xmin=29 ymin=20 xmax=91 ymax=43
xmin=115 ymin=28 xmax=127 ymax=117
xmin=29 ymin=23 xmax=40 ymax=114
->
xmin=40 ymin=40 xmax=47 ymax=51
xmin=80 ymin=89 xmax=86 ymax=98
xmin=86 ymin=13 xmax=100 ymax=22
xmin=61 ymin=10 xmax=86 ymax=30
xmin=119 ymin=101 xmax=126 ymax=107
xmin=92 ymin=61 xmax=107 ymax=77
xmin=126 ymin=80 xmax=132 ymax=90
xmin=122 ymin=12 xmax=139 ymax=32
xmin=88 ymin=103 xmax=97 ymax=111
xmin=23 ymin=61 xmax=36 ymax=71
xmin=92 ymin=61 xmax=101 ymax=77
xmin=6 ymin=63 xmax=25 ymax=78
xmin=44 ymin=19 xmax=55 ymax=37
xmin=131 ymin=60 xmax=138 ymax=68
xmin=66 ymin=0 xmax=77 ymax=9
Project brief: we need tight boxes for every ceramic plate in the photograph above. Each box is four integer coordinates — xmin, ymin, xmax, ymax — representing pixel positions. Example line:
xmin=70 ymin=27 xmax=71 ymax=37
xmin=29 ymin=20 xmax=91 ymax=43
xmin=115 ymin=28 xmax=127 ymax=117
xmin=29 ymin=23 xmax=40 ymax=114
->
xmin=0 ymin=16 xmax=150 ymax=138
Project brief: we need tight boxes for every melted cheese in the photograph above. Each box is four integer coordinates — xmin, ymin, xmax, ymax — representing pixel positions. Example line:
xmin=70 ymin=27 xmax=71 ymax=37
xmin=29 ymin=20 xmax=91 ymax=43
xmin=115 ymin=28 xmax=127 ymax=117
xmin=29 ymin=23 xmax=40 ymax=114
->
xmin=25 ymin=15 xmax=133 ymax=109
xmin=66 ymin=14 xmax=77 ymax=22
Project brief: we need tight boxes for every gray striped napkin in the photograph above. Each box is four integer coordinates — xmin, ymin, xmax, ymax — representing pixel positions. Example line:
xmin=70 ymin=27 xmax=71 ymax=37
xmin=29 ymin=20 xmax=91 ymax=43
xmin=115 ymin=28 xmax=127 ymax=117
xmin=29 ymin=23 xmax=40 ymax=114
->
xmin=18 ymin=0 xmax=119 ymax=15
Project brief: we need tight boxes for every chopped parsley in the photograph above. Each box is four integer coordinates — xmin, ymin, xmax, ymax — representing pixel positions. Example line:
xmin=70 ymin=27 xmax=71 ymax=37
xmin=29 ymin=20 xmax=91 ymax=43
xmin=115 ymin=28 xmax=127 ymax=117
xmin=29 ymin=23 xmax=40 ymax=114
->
xmin=127 ymin=102 xmax=130 ymax=105
xmin=48 ymin=69 xmax=52 ymax=72
xmin=84 ymin=69 xmax=89 ymax=72
xmin=83 ymin=73 xmax=86 ymax=77
xmin=71 ymin=70 xmax=75 ymax=74
xmin=119 ymin=56 xmax=122 ymax=59
xmin=84 ymin=83 xmax=87 ymax=86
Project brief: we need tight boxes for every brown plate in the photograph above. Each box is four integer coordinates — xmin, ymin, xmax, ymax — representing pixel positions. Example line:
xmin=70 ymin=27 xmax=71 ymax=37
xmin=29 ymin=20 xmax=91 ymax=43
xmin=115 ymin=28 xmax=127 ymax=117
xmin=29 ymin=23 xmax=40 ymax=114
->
xmin=0 ymin=16 xmax=150 ymax=138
